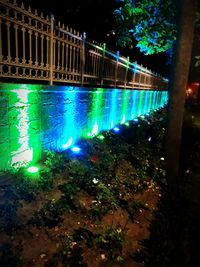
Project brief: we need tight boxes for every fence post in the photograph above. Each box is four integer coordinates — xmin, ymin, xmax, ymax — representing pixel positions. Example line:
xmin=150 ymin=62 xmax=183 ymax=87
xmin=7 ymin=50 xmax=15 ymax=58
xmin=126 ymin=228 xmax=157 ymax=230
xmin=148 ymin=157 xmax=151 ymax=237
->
xmin=49 ymin=14 xmax=54 ymax=85
xmin=132 ymin=62 xmax=136 ymax=89
xmin=138 ymin=64 xmax=143 ymax=88
xmin=114 ymin=51 xmax=119 ymax=88
xmin=144 ymin=67 xmax=148 ymax=88
xmin=100 ymin=43 xmax=106 ymax=86
xmin=124 ymin=56 xmax=129 ymax=88
xmin=81 ymin=32 xmax=86 ymax=86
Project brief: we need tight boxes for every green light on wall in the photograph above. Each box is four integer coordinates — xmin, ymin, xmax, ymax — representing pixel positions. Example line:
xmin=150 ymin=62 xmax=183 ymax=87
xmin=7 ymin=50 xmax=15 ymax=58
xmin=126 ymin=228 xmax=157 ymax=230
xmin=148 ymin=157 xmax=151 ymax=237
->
xmin=7 ymin=84 xmax=41 ymax=169
xmin=10 ymin=89 xmax=33 ymax=167
xmin=28 ymin=88 xmax=41 ymax=165
xmin=85 ymin=89 xmax=103 ymax=138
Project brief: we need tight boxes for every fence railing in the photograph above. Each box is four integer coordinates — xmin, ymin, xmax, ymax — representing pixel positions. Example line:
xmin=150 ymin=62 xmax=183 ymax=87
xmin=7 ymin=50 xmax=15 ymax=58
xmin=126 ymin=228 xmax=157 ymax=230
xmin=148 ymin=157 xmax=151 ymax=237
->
xmin=0 ymin=0 xmax=168 ymax=90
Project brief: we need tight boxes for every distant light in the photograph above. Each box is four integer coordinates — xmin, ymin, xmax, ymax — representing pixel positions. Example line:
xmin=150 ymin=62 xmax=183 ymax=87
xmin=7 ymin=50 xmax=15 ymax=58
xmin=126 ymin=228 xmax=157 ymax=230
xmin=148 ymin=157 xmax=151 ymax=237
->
xmin=27 ymin=166 xmax=39 ymax=173
xmin=98 ymin=134 xmax=105 ymax=140
xmin=113 ymin=127 xmax=120 ymax=132
xmin=140 ymin=115 xmax=145 ymax=119
xmin=148 ymin=137 xmax=152 ymax=141
xmin=125 ymin=122 xmax=129 ymax=126
xmin=146 ymin=113 xmax=150 ymax=116
xmin=133 ymin=118 xmax=138 ymax=122
xmin=87 ymin=132 xmax=92 ymax=137
xmin=160 ymin=157 xmax=165 ymax=161
xmin=71 ymin=146 xmax=81 ymax=153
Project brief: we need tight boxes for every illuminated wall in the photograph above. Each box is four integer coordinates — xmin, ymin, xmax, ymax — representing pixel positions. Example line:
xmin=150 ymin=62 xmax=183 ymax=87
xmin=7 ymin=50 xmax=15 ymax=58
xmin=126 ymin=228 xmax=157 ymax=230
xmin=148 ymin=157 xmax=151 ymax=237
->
xmin=0 ymin=84 xmax=168 ymax=171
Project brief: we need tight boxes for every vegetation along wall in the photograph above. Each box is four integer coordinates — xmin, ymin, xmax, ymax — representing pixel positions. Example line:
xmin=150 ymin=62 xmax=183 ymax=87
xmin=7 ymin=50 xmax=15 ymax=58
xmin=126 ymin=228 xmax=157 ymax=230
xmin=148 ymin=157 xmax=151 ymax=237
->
xmin=0 ymin=83 xmax=168 ymax=171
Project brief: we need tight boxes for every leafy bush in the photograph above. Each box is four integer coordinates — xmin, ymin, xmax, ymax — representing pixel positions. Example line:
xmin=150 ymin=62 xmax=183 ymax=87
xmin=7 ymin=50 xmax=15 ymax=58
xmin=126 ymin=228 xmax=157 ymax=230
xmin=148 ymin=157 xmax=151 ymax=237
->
xmin=30 ymin=198 xmax=71 ymax=228
xmin=96 ymin=228 xmax=124 ymax=260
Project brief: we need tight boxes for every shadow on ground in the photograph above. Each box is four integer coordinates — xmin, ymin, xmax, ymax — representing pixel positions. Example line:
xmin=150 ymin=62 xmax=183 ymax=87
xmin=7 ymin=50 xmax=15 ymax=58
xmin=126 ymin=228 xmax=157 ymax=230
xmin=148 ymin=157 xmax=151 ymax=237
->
xmin=134 ymin=99 xmax=200 ymax=267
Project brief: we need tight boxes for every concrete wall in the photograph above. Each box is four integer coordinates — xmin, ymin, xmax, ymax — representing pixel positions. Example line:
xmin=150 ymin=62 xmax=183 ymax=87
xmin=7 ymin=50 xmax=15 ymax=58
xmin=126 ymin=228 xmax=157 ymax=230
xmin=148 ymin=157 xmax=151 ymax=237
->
xmin=0 ymin=83 xmax=168 ymax=171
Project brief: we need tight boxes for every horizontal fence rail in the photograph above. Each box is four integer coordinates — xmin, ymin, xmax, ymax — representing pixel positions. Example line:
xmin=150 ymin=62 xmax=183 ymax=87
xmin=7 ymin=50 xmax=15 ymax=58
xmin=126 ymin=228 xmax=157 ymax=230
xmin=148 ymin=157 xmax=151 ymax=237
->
xmin=0 ymin=0 xmax=168 ymax=90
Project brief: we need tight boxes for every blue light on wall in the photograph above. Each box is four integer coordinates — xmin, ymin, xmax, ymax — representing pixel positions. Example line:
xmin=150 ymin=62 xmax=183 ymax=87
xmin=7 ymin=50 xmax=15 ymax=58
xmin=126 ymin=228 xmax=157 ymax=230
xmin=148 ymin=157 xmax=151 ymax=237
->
xmin=62 ymin=90 xmax=77 ymax=149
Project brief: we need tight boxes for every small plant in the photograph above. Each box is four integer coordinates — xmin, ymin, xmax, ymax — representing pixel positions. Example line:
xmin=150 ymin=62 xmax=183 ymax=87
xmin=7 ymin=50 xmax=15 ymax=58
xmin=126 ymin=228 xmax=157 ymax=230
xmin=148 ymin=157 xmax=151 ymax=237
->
xmin=87 ymin=203 xmax=105 ymax=221
xmin=45 ymin=236 xmax=88 ymax=267
xmin=119 ymin=199 xmax=146 ymax=222
xmin=30 ymin=198 xmax=70 ymax=228
xmin=96 ymin=182 xmax=118 ymax=209
xmin=38 ymin=169 xmax=54 ymax=191
xmin=67 ymin=160 xmax=96 ymax=194
xmin=73 ymin=228 xmax=95 ymax=248
xmin=44 ymin=151 xmax=69 ymax=173
xmin=96 ymin=228 xmax=124 ymax=260
xmin=58 ymin=182 xmax=80 ymax=209
xmin=15 ymin=177 xmax=39 ymax=202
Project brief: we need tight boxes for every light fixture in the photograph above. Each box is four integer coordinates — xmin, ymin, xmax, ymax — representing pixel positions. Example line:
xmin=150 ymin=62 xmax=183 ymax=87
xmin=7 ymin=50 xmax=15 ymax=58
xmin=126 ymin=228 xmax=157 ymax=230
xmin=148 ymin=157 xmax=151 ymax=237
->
xmin=71 ymin=146 xmax=81 ymax=153
xmin=97 ymin=134 xmax=105 ymax=140
xmin=113 ymin=127 xmax=120 ymax=132
xmin=27 ymin=166 xmax=39 ymax=173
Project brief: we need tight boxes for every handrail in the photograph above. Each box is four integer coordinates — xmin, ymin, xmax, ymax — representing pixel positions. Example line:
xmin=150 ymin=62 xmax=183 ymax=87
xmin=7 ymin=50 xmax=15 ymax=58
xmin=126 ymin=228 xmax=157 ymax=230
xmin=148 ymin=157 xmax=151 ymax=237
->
xmin=0 ymin=0 xmax=168 ymax=90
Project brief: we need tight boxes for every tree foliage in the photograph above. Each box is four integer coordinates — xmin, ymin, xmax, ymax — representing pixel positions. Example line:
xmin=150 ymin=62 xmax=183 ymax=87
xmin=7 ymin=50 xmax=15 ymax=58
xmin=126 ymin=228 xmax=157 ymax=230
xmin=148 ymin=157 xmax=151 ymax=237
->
xmin=114 ymin=0 xmax=177 ymax=55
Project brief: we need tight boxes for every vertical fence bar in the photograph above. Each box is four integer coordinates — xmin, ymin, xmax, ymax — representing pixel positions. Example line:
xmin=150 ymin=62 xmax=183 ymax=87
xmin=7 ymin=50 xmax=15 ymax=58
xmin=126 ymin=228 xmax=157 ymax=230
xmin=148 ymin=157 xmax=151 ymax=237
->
xmin=124 ymin=56 xmax=129 ymax=88
xmin=61 ymin=33 xmax=64 ymax=71
xmin=14 ymin=24 xmax=19 ymax=63
xmin=132 ymin=63 xmax=136 ymax=89
xmin=28 ymin=29 xmax=32 ymax=65
xmin=49 ymin=14 xmax=54 ymax=85
xmin=81 ymin=32 xmax=86 ymax=86
xmin=114 ymin=51 xmax=119 ymax=88
xmin=41 ymin=33 xmax=44 ymax=67
xmin=22 ymin=26 xmax=26 ymax=64
xmin=100 ymin=43 xmax=106 ymax=86
xmin=35 ymin=32 xmax=38 ymax=66
xmin=6 ymin=21 xmax=11 ymax=62
xmin=0 ymin=19 xmax=2 ymax=63
xmin=57 ymin=27 xmax=61 ymax=73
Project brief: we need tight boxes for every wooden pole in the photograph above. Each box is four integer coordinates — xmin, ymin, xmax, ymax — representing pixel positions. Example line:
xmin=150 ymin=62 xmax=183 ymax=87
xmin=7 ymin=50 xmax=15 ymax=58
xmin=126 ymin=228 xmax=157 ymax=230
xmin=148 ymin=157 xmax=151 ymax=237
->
xmin=165 ymin=0 xmax=196 ymax=183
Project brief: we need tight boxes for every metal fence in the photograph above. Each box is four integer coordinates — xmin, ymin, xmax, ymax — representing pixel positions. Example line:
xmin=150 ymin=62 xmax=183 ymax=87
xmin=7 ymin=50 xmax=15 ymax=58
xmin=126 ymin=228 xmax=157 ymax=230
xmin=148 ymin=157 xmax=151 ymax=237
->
xmin=0 ymin=0 xmax=168 ymax=90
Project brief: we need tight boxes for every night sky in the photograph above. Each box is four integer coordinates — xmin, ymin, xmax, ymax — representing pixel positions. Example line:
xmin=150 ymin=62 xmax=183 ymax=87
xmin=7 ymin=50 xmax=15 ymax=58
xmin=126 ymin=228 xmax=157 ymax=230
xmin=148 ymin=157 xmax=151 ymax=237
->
xmin=21 ymin=0 xmax=171 ymax=77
